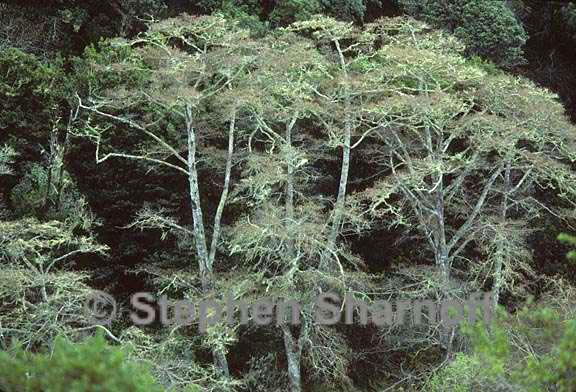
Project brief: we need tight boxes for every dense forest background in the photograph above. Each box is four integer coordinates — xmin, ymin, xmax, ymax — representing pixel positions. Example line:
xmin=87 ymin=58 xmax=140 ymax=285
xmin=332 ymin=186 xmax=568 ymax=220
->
xmin=1 ymin=1 xmax=576 ymax=391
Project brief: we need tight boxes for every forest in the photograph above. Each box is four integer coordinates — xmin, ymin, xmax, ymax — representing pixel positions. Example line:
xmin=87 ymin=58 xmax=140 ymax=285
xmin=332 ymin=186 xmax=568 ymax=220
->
xmin=1 ymin=1 xmax=576 ymax=391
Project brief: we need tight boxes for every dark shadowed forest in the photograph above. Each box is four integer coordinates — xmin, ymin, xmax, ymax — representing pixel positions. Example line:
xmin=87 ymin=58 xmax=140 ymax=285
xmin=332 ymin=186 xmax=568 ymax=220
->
xmin=1 ymin=1 xmax=576 ymax=391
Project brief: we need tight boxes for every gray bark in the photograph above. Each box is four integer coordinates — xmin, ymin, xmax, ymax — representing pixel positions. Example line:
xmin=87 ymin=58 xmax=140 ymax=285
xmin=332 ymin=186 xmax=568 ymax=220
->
xmin=208 ymin=110 xmax=236 ymax=267
xmin=493 ymin=162 xmax=511 ymax=308
xmin=185 ymin=104 xmax=212 ymax=292
xmin=285 ymin=115 xmax=297 ymax=260
xmin=281 ymin=324 xmax=303 ymax=392
xmin=323 ymin=39 xmax=352 ymax=272
xmin=185 ymin=104 xmax=232 ymax=377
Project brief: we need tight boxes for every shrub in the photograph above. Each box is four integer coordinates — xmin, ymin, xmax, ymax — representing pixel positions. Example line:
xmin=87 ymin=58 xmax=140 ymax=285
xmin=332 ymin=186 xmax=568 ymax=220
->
xmin=399 ymin=0 xmax=527 ymax=67
xmin=0 ymin=333 xmax=167 ymax=392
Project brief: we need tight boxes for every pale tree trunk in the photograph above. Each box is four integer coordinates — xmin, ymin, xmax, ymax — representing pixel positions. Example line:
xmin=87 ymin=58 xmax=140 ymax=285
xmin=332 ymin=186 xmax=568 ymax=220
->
xmin=493 ymin=162 xmax=511 ymax=309
xmin=432 ymin=167 xmax=453 ymax=355
xmin=43 ymin=126 xmax=58 ymax=213
xmin=78 ymin=98 xmax=233 ymax=375
xmin=185 ymin=105 xmax=212 ymax=293
xmin=434 ymin=173 xmax=450 ymax=288
xmin=285 ymin=115 xmax=297 ymax=259
xmin=282 ymin=115 xmax=303 ymax=392
xmin=323 ymin=39 xmax=352 ymax=272
xmin=185 ymin=104 xmax=234 ymax=377
xmin=281 ymin=324 xmax=305 ymax=392
xmin=328 ymin=109 xmax=352 ymax=249
xmin=208 ymin=110 xmax=236 ymax=267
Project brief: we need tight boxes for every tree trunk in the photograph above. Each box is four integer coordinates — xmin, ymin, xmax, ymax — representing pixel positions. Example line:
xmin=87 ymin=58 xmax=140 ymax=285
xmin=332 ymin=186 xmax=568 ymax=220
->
xmin=493 ymin=162 xmax=511 ymax=308
xmin=186 ymin=115 xmax=212 ymax=292
xmin=285 ymin=115 xmax=297 ymax=260
xmin=434 ymin=174 xmax=450 ymax=290
xmin=214 ymin=350 xmax=230 ymax=378
xmin=281 ymin=324 xmax=302 ymax=392
xmin=323 ymin=39 xmax=352 ymax=272
xmin=433 ymin=170 xmax=454 ymax=355
xmin=328 ymin=111 xmax=352 ymax=248
xmin=56 ymin=125 xmax=71 ymax=212
xmin=208 ymin=110 xmax=236 ymax=267
xmin=43 ymin=127 xmax=58 ymax=213
xmin=185 ymin=104 xmax=230 ymax=376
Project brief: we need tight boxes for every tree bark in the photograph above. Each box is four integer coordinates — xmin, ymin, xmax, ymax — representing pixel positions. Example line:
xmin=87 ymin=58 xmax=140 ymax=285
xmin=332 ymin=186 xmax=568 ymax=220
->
xmin=185 ymin=105 xmax=212 ymax=292
xmin=281 ymin=324 xmax=302 ymax=392
xmin=323 ymin=39 xmax=352 ymax=272
xmin=285 ymin=115 xmax=297 ymax=260
xmin=43 ymin=127 xmax=58 ymax=213
xmin=208 ymin=110 xmax=236 ymax=267
xmin=493 ymin=162 xmax=511 ymax=308
xmin=185 ymin=104 xmax=230 ymax=377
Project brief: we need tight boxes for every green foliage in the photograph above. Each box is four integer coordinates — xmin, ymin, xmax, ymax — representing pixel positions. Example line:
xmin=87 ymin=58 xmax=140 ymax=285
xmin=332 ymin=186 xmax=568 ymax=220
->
xmin=199 ymin=0 xmax=377 ymax=27
xmin=558 ymin=233 xmax=576 ymax=262
xmin=192 ymin=0 xmax=268 ymax=35
xmin=447 ymin=289 xmax=576 ymax=392
xmin=563 ymin=3 xmax=576 ymax=36
xmin=269 ymin=0 xmax=322 ymax=26
xmin=0 ymin=48 xmax=67 ymax=136
xmin=0 ymin=218 xmax=108 ymax=348
xmin=318 ymin=0 xmax=375 ymax=22
xmin=520 ymin=319 xmax=576 ymax=392
xmin=0 ymin=333 xmax=167 ymax=392
xmin=425 ymin=353 xmax=481 ymax=392
xmin=72 ymin=39 xmax=150 ymax=98
xmin=10 ymin=159 xmax=99 ymax=228
xmin=399 ymin=0 xmax=528 ymax=67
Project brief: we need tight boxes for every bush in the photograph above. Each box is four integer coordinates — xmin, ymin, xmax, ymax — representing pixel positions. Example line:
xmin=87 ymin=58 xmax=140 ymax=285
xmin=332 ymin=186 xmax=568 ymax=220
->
xmin=399 ymin=0 xmax=527 ymax=67
xmin=0 ymin=48 xmax=67 ymax=137
xmin=0 ymin=333 xmax=168 ymax=392
xmin=198 ymin=0 xmax=378 ymax=27
xmin=425 ymin=353 xmax=481 ymax=392
xmin=450 ymin=299 xmax=576 ymax=391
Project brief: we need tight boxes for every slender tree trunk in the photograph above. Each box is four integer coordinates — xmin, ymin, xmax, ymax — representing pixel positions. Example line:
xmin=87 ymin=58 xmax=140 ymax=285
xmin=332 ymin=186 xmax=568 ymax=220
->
xmin=56 ymin=127 xmax=71 ymax=212
xmin=323 ymin=39 xmax=352 ymax=272
xmin=433 ymin=172 xmax=453 ymax=355
xmin=285 ymin=116 xmax=296 ymax=259
xmin=206 ymin=110 xmax=236 ymax=378
xmin=43 ymin=128 xmax=57 ymax=213
xmin=493 ymin=162 xmax=511 ymax=308
xmin=434 ymin=173 xmax=450 ymax=289
xmin=281 ymin=324 xmax=303 ymax=392
xmin=185 ymin=104 xmax=230 ymax=377
xmin=208 ymin=110 xmax=236 ymax=267
xmin=281 ymin=115 xmax=305 ymax=391
xmin=213 ymin=350 xmax=230 ymax=377
xmin=328 ymin=110 xmax=352 ymax=248
xmin=185 ymin=107 xmax=212 ymax=292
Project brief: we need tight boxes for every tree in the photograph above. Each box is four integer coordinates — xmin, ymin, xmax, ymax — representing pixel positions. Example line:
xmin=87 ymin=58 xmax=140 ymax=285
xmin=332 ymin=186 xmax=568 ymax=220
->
xmin=0 ymin=158 xmax=107 ymax=349
xmin=227 ymin=29 xmax=352 ymax=392
xmin=75 ymin=14 xmax=259 ymax=377
xmin=0 ymin=48 xmax=67 ymax=138
xmin=357 ymin=18 xmax=576 ymax=311
xmin=285 ymin=16 xmax=373 ymax=274
xmin=399 ymin=0 xmax=528 ymax=68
